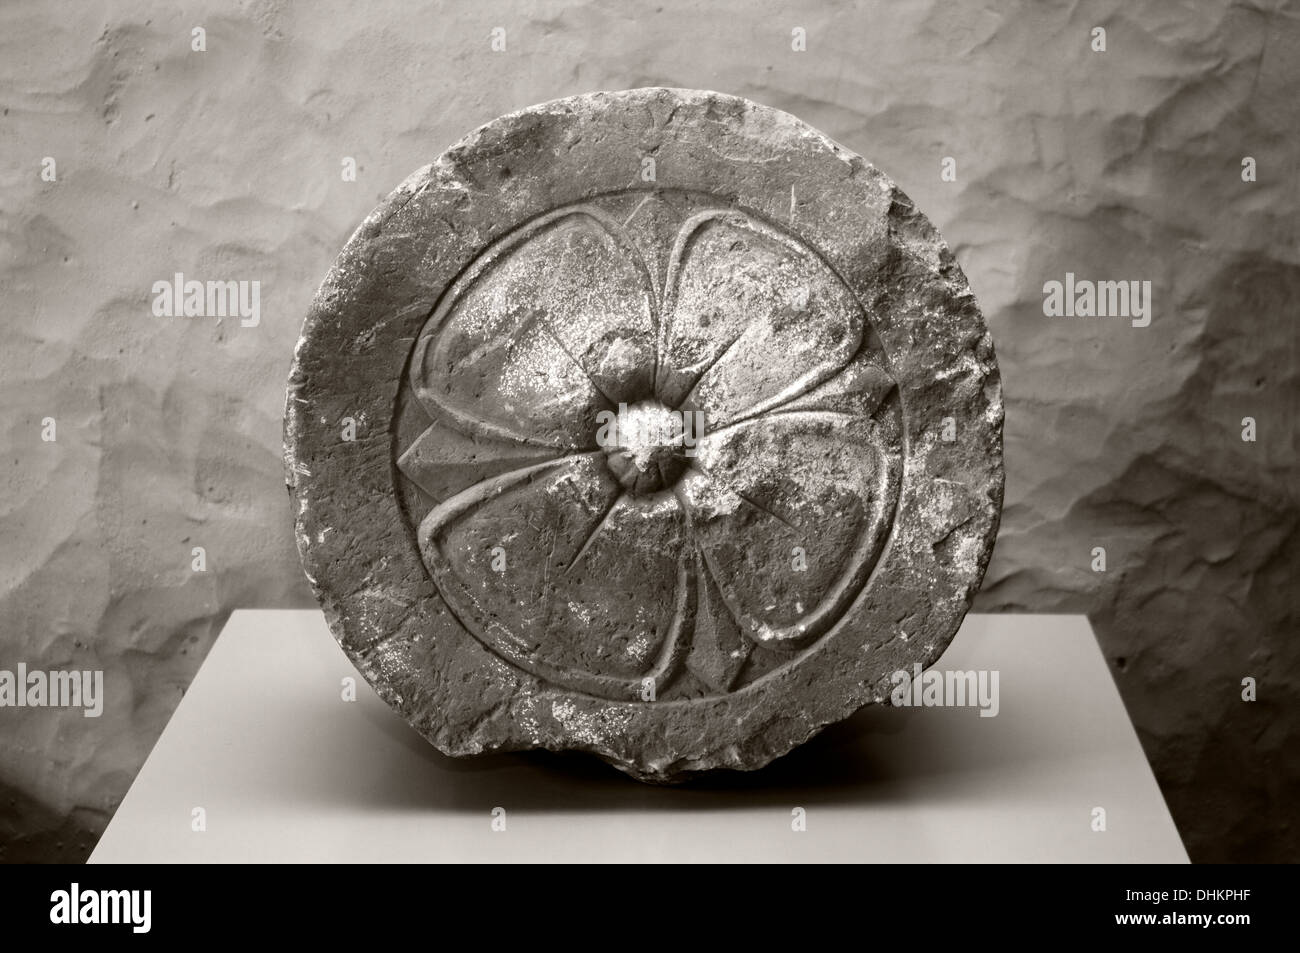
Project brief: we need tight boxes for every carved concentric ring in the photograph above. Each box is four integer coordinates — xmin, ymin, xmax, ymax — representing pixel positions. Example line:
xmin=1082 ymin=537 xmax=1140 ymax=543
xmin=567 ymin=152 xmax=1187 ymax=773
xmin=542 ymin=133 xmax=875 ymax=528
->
xmin=394 ymin=193 xmax=903 ymax=700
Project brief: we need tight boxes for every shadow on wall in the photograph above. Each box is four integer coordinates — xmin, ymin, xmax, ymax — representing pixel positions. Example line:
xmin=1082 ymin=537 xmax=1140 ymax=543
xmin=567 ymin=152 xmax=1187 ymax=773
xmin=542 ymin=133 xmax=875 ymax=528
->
xmin=977 ymin=254 xmax=1300 ymax=862
xmin=0 ymin=780 xmax=100 ymax=864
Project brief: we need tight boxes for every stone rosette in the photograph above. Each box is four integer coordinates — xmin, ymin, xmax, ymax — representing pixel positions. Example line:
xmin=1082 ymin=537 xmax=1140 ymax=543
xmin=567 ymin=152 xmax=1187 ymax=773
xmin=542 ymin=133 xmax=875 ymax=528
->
xmin=285 ymin=88 xmax=1003 ymax=781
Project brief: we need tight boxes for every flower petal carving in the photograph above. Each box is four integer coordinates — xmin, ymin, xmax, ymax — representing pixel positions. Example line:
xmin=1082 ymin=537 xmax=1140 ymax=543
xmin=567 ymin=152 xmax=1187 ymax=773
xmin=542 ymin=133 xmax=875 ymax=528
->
xmin=679 ymin=379 xmax=901 ymax=649
xmin=656 ymin=211 xmax=864 ymax=428
xmin=416 ymin=453 xmax=693 ymax=699
xmin=410 ymin=208 xmax=659 ymax=450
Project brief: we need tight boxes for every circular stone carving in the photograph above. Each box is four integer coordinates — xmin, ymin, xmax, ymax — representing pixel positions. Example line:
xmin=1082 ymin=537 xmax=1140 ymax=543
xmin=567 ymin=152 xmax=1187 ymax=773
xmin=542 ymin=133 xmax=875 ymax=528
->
xmin=285 ymin=88 xmax=1003 ymax=782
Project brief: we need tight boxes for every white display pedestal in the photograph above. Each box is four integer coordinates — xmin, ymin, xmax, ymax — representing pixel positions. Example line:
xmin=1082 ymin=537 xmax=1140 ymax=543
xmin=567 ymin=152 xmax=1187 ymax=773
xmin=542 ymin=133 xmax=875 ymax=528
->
xmin=90 ymin=610 xmax=1187 ymax=863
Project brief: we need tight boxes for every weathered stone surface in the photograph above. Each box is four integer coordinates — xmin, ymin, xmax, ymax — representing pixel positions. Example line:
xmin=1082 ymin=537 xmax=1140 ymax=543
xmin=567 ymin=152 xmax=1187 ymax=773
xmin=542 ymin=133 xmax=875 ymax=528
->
xmin=285 ymin=88 xmax=1003 ymax=780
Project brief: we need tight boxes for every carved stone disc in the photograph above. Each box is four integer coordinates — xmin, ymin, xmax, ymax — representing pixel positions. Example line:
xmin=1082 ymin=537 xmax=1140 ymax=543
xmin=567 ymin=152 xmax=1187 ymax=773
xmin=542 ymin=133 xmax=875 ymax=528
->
xmin=285 ymin=88 xmax=1003 ymax=781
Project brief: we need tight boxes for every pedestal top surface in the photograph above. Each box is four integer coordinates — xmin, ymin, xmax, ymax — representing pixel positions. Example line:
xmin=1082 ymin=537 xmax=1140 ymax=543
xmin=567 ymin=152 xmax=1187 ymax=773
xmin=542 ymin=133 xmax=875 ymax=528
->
xmin=89 ymin=610 xmax=1187 ymax=863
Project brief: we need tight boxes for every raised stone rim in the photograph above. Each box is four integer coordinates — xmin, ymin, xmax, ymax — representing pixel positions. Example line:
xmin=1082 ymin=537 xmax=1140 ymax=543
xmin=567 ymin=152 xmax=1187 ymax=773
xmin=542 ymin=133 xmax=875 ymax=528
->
xmin=284 ymin=87 xmax=1004 ymax=781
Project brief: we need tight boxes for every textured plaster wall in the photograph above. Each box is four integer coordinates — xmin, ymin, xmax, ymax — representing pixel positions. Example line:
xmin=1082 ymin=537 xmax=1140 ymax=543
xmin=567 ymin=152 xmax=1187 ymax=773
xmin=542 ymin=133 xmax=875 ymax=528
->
xmin=1 ymin=0 xmax=1295 ymax=862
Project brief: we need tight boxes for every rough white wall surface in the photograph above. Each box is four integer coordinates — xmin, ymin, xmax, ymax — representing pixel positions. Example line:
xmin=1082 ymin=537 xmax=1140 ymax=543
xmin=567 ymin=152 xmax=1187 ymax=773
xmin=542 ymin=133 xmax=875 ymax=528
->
xmin=1 ymin=0 xmax=1295 ymax=861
